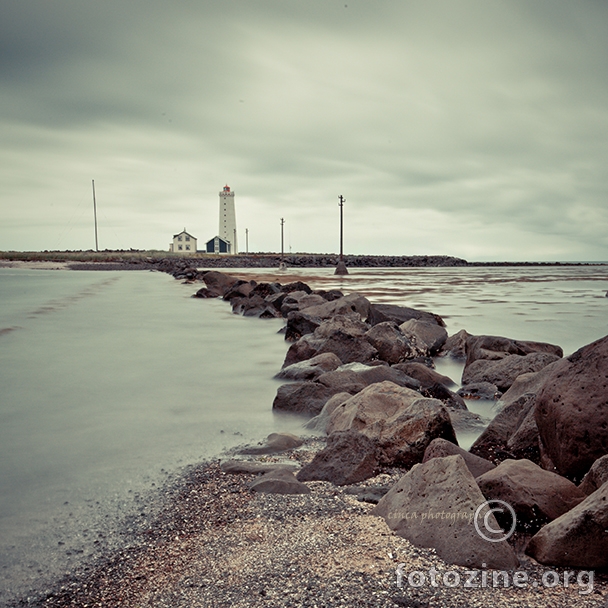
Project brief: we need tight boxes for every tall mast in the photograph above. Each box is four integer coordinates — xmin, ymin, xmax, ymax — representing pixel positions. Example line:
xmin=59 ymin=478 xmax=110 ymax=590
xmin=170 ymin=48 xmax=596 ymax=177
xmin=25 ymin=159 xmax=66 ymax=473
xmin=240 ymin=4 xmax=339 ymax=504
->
xmin=92 ymin=180 xmax=99 ymax=252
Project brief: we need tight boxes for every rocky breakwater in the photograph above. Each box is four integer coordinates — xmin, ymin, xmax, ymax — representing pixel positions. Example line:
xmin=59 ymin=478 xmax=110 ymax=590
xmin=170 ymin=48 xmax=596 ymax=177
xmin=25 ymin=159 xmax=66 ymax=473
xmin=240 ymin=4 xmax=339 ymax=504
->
xmin=191 ymin=269 xmax=608 ymax=574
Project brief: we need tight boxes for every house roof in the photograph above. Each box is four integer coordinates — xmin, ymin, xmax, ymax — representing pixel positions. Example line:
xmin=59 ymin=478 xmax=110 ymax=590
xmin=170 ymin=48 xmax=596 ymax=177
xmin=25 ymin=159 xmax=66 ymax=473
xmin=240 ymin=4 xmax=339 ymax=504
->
xmin=205 ymin=235 xmax=230 ymax=245
xmin=173 ymin=229 xmax=196 ymax=239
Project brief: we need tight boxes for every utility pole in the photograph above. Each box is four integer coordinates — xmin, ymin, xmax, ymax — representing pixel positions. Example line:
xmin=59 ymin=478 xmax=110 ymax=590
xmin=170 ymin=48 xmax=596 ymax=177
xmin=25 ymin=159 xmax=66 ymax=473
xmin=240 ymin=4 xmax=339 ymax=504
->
xmin=280 ymin=218 xmax=285 ymax=269
xmin=92 ymin=179 xmax=99 ymax=252
xmin=245 ymin=228 xmax=249 ymax=254
xmin=335 ymin=195 xmax=348 ymax=275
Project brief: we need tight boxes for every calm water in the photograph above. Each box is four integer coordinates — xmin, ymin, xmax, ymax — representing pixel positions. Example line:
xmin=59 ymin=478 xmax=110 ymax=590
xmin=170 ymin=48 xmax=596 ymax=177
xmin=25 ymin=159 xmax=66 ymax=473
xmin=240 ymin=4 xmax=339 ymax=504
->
xmin=0 ymin=265 xmax=607 ymax=603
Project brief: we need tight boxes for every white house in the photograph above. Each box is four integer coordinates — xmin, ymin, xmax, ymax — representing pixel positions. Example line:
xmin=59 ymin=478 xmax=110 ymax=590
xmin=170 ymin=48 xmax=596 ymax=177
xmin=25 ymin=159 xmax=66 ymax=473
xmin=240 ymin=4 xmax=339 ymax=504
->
xmin=169 ymin=229 xmax=197 ymax=253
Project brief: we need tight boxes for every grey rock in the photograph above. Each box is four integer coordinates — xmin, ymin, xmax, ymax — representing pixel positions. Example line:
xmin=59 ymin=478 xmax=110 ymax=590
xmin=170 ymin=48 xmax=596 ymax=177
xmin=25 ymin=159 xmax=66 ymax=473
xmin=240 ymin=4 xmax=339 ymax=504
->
xmin=393 ymin=362 xmax=456 ymax=389
xmin=249 ymin=468 xmax=311 ymax=494
xmin=200 ymin=270 xmax=240 ymax=297
xmin=304 ymin=293 xmax=371 ymax=321
xmin=457 ymin=382 xmax=500 ymax=400
xmin=367 ymin=303 xmax=445 ymax=328
xmin=464 ymin=334 xmax=563 ymax=367
xmin=469 ymin=393 xmax=535 ymax=463
xmin=284 ymin=311 xmax=323 ymax=342
xmin=399 ymin=319 xmax=448 ymax=356
xmin=440 ymin=329 xmax=471 ymax=360
xmin=276 ymin=352 xmax=343 ymax=381
xmin=220 ymin=460 xmax=299 ymax=475
xmin=476 ymin=459 xmax=586 ymax=532
xmin=237 ymin=432 xmax=304 ymax=455
xmin=364 ymin=322 xmax=418 ymax=364
xmin=579 ymin=455 xmax=608 ymax=495
xmin=462 ymin=351 xmax=561 ymax=392
xmin=272 ymin=382 xmax=344 ymax=416
xmin=422 ymin=437 xmax=495 ymax=478
xmin=304 ymin=392 xmax=352 ymax=433
xmin=535 ymin=335 xmax=608 ymax=482
xmin=373 ymin=455 xmax=519 ymax=569
xmin=296 ymin=430 xmax=380 ymax=486
xmin=526 ymin=482 xmax=608 ymax=568
xmin=327 ymin=381 xmax=457 ymax=467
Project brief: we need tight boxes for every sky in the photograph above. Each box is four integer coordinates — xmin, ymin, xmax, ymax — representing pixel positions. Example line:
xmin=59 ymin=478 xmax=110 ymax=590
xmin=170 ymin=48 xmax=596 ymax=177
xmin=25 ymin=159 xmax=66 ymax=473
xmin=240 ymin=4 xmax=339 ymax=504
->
xmin=1 ymin=0 xmax=607 ymax=261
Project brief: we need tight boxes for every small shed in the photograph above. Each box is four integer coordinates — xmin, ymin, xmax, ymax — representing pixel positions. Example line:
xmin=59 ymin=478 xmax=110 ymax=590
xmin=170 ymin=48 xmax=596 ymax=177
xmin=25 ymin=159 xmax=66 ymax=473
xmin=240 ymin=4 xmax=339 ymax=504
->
xmin=169 ymin=229 xmax=197 ymax=253
xmin=205 ymin=236 xmax=231 ymax=254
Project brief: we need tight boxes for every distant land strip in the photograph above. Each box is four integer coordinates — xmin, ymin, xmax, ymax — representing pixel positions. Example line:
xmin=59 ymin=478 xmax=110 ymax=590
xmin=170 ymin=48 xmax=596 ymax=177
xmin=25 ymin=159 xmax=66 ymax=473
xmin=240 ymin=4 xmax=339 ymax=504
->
xmin=0 ymin=251 xmax=605 ymax=270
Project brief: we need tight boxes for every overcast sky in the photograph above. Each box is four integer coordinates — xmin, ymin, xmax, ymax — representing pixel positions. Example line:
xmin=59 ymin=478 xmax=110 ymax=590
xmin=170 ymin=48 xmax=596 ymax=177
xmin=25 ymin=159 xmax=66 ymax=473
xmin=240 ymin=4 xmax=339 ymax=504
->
xmin=1 ymin=0 xmax=607 ymax=261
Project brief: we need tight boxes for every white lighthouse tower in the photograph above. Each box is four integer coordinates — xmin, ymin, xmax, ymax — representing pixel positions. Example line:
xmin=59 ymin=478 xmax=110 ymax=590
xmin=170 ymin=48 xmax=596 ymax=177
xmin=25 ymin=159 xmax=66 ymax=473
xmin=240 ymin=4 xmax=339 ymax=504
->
xmin=219 ymin=184 xmax=237 ymax=254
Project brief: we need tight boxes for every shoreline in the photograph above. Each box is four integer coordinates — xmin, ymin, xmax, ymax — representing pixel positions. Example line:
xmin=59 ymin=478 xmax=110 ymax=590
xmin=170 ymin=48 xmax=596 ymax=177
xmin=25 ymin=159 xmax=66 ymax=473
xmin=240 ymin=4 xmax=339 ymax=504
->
xmin=13 ymin=450 xmax=607 ymax=608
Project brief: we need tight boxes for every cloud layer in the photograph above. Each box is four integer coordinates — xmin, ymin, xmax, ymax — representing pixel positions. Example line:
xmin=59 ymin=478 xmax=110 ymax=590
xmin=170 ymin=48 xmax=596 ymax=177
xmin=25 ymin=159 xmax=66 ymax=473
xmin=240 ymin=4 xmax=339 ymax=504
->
xmin=1 ymin=0 xmax=607 ymax=260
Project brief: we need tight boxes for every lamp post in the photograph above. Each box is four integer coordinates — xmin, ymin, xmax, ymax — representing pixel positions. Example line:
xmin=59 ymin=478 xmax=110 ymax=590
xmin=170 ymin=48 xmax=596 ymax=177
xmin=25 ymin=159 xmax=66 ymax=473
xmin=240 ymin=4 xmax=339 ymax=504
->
xmin=335 ymin=195 xmax=348 ymax=275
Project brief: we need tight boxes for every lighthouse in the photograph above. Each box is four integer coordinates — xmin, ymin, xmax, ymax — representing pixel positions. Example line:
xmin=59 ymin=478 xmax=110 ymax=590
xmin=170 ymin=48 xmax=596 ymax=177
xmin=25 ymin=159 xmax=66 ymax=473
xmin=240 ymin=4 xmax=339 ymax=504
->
xmin=219 ymin=184 xmax=237 ymax=254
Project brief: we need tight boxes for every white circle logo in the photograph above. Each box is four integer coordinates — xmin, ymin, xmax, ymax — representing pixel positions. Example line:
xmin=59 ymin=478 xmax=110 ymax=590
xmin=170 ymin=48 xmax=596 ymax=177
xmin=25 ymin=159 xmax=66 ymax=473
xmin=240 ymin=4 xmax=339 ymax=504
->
xmin=474 ymin=500 xmax=517 ymax=543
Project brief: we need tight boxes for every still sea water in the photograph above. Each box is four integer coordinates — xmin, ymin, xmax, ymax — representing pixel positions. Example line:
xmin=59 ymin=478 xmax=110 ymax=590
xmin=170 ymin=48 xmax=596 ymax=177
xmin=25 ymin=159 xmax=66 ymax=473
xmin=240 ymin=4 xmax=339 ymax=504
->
xmin=0 ymin=265 xmax=607 ymax=603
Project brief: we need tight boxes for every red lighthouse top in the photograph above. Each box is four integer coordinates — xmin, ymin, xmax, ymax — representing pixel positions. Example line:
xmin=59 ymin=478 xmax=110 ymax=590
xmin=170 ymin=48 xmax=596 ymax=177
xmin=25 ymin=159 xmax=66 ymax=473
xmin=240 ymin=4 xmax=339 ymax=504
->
xmin=223 ymin=185 xmax=230 ymax=193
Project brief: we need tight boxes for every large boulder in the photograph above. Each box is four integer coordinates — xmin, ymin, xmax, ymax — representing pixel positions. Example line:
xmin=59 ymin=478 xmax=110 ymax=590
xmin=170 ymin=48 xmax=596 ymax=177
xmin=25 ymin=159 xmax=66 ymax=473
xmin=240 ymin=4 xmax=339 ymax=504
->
xmin=272 ymin=382 xmax=344 ymax=416
xmin=578 ymin=455 xmax=608 ymax=496
xmin=280 ymin=281 xmax=312 ymax=294
xmin=462 ymin=351 xmax=561 ymax=392
xmin=276 ymin=352 xmax=343 ymax=381
xmin=326 ymin=381 xmax=457 ymax=467
xmin=422 ymin=438 xmax=495 ymax=478
xmin=465 ymin=334 xmax=563 ymax=367
xmin=282 ymin=324 xmax=379 ymax=368
xmin=439 ymin=329 xmax=471 ymax=360
xmin=392 ymin=362 xmax=455 ymax=389
xmin=200 ymin=270 xmax=240 ymax=297
xmin=317 ymin=365 xmax=420 ymax=394
xmin=296 ymin=430 xmax=380 ymax=485
xmin=399 ymin=319 xmax=448 ymax=356
xmin=284 ymin=311 xmax=323 ymax=342
xmin=304 ymin=392 xmax=352 ymax=433
xmin=476 ymin=459 xmax=586 ymax=532
xmin=238 ymin=294 xmax=281 ymax=318
xmin=367 ymin=303 xmax=445 ymax=328
xmin=364 ymin=322 xmax=418 ymax=364
xmin=494 ymin=361 xmax=562 ymax=412
xmin=505 ymin=406 xmax=540 ymax=463
xmin=303 ymin=293 xmax=371 ymax=321
xmin=315 ymin=332 xmax=379 ymax=365
xmin=313 ymin=315 xmax=370 ymax=339
xmin=282 ymin=335 xmax=324 ymax=368
xmin=249 ymin=282 xmax=282 ymax=298
xmin=373 ymin=455 xmax=519 ymax=569
xmin=469 ymin=393 xmax=535 ymax=463
xmin=526 ymin=482 xmax=608 ymax=568
xmin=223 ymin=280 xmax=255 ymax=301
xmin=280 ymin=290 xmax=310 ymax=317
xmin=535 ymin=334 xmax=608 ymax=482
xmin=265 ymin=291 xmax=288 ymax=311
xmin=420 ymin=383 xmax=467 ymax=410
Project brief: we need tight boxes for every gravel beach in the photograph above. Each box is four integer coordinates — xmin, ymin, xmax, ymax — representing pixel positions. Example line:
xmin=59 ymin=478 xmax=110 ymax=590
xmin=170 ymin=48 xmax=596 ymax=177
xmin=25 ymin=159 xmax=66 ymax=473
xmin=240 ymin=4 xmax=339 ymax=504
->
xmin=12 ymin=439 xmax=606 ymax=608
